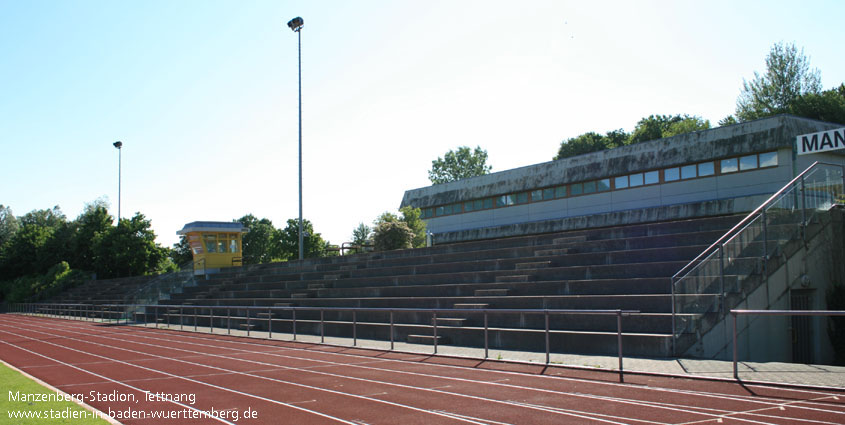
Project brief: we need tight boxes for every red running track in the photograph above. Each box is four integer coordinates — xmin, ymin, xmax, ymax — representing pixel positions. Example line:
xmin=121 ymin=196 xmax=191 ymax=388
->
xmin=1 ymin=314 xmax=843 ymax=424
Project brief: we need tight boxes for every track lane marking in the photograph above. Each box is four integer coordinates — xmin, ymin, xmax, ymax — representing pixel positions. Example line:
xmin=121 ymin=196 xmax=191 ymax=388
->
xmin=2 ymin=319 xmax=663 ymax=425
xmin=30 ymin=318 xmax=843 ymax=421
xmin=0 ymin=325 xmax=487 ymax=425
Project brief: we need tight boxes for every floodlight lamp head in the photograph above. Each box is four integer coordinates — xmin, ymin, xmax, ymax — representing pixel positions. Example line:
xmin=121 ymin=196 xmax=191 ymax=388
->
xmin=113 ymin=141 xmax=123 ymax=149
xmin=287 ymin=17 xmax=303 ymax=32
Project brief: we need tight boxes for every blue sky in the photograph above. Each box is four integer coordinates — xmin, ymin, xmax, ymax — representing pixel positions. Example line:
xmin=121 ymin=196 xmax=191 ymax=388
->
xmin=2 ymin=0 xmax=845 ymax=248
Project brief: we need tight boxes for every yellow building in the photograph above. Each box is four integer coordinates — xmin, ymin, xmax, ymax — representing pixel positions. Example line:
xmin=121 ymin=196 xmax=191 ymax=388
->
xmin=177 ymin=222 xmax=247 ymax=274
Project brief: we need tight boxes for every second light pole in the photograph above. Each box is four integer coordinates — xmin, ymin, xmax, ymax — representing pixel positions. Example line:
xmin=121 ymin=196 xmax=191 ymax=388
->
xmin=113 ymin=141 xmax=123 ymax=221
xmin=287 ymin=16 xmax=304 ymax=261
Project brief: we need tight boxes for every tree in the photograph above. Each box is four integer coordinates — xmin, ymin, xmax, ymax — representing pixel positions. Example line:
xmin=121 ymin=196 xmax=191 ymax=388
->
xmin=373 ymin=221 xmax=414 ymax=251
xmin=236 ymin=214 xmax=279 ymax=265
xmin=91 ymin=213 xmax=167 ymax=279
xmin=351 ymin=223 xmax=371 ymax=248
xmin=555 ymin=132 xmax=613 ymax=160
xmin=736 ymin=42 xmax=822 ymax=121
xmin=0 ymin=204 xmax=18 ymax=249
xmin=789 ymin=84 xmax=845 ymax=125
xmin=71 ymin=201 xmax=112 ymax=271
xmin=171 ymin=236 xmax=194 ymax=266
xmin=629 ymin=114 xmax=710 ymax=144
xmin=428 ymin=146 xmax=492 ymax=184
xmin=400 ymin=206 xmax=426 ymax=248
xmin=276 ymin=218 xmax=328 ymax=260
xmin=718 ymin=115 xmax=738 ymax=126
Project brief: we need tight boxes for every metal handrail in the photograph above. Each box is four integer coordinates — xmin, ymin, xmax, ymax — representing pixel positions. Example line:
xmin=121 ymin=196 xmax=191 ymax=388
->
xmin=12 ymin=302 xmax=640 ymax=382
xmin=670 ymin=161 xmax=845 ymax=354
xmin=730 ymin=309 xmax=845 ymax=379
xmin=672 ymin=161 xmax=840 ymax=280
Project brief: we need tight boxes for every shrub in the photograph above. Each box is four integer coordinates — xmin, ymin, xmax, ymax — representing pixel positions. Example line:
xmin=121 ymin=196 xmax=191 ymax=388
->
xmin=373 ymin=221 xmax=414 ymax=251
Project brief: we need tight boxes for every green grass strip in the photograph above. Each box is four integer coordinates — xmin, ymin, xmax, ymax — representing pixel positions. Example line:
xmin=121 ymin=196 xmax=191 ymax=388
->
xmin=0 ymin=361 xmax=111 ymax=425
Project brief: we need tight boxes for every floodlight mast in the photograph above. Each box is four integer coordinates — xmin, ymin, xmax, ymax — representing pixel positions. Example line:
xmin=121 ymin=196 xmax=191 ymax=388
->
xmin=287 ymin=16 xmax=304 ymax=261
xmin=113 ymin=141 xmax=123 ymax=221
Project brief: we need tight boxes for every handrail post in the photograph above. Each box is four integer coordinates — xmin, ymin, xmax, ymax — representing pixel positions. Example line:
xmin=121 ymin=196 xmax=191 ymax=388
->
xmin=433 ymin=311 xmax=438 ymax=355
xmin=246 ymin=308 xmax=251 ymax=337
xmin=762 ymin=209 xmax=768 ymax=284
xmin=617 ymin=309 xmax=624 ymax=383
xmin=670 ymin=277 xmax=677 ymax=357
xmin=352 ymin=310 xmax=357 ymax=346
xmin=292 ymin=308 xmax=297 ymax=341
xmin=227 ymin=308 xmax=231 ymax=335
xmin=719 ymin=243 xmax=726 ymax=315
xmin=194 ymin=307 xmax=198 ymax=332
xmin=268 ymin=307 xmax=272 ymax=339
xmin=180 ymin=306 xmax=184 ymax=331
xmin=732 ymin=311 xmax=738 ymax=380
xmin=801 ymin=176 xmax=807 ymax=243
xmin=545 ymin=310 xmax=550 ymax=365
xmin=389 ymin=310 xmax=394 ymax=350
xmin=484 ymin=310 xmax=489 ymax=360
xmin=320 ymin=309 xmax=325 ymax=343
xmin=209 ymin=307 xmax=214 ymax=333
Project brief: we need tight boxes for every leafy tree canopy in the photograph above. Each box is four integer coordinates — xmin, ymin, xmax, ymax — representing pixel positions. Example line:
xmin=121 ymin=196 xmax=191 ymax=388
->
xmin=276 ymin=218 xmax=332 ymax=260
xmin=736 ymin=41 xmax=822 ymax=121
xmin=373 ymin=221 xmax=414 ymax=251
xmin=428 ymin=146 xmax=492 ymax=185
xmin=789 ymin=83 xmax=845 ymax=125
xmin=554 ymin=115 xmax=709 ymax=160
xmin=236 ymin=214 xmax=279 ymax=264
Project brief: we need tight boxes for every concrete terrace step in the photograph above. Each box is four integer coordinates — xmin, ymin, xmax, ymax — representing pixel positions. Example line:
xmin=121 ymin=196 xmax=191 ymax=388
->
xmin=474 ymin=289 xmax=509 ymax=297
xmin=407 ymin=334 xmax=448 ymax=345
xmin=432 ymin=317 xmax=466 ymax=327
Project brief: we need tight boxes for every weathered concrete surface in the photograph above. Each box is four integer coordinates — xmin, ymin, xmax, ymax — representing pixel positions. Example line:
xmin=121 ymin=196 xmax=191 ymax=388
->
xmin=430 ymin=196 xmax=760 ymax=245
xmin=401 ymin=115 xmax=842 ymax=209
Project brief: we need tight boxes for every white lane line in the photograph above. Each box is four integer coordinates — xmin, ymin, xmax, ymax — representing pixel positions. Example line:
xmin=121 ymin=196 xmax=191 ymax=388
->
xmin=0 ymin=340 xmax=236 ymax=425
xmin=0 ymin=325 xmax=485 ymax=425
xmin=4 ymin=320 xmax=659 ymax=425
xmin=4 ymin=320 xmax=706 ymax=425
xmin=15 ymin=317 xmax=845 ymax=423
xmin=0 ymin=329 xmax=366 ymax=425
xmin=76 ymin=316 xmax=845 ymax=408
xmin=34 ymin=319 xmax=838 ymax=421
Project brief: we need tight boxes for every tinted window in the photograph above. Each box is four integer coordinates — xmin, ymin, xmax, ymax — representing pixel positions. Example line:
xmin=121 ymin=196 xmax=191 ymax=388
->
xmin=698 ymin=162 xmax=715 ymax=177
xmin=721 ymin=158 xmax=738 ymax=173
xmin=681 ymin=165 xmax=697 ymax=179
xmin=665 ymin=167 xmax=680 ymax=181
xmin=644 ymin=170 xmax=659 ymax=185
xmin=597 ymin=179 xmax=611 ymax=192
xmin=483 ymin=198 xmax=493 ymax=209
xmin=570 ymin=183 xmax=583 ymax=195
xmin=583 ymin=181 xmax=596 ymax=194
xmin=531 ymin=190 xmax=543 ymax=201
xmin=555 ymin=186 xmax=567 ymax=198
xmin=515 ymin=192 xmax=528 ymax=204
xmin=759 ymin=151 xmax=778 ymax=168
xmin=615 ymin=176 xmax=628 ymax=189
xmin=543 ymin=188 xmax=555 ymax=200
xmin=629 ymin=173 xmax=644 ymax=187
xmin=740 ymin=155 xmax=757 ymax=170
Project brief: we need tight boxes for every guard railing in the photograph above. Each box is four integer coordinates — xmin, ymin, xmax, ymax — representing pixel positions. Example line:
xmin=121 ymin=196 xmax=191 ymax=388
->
xmin=670 ymin=162 xmax=844 ymax=355
xmin=10 ymin=302 xmax=639 ymax=382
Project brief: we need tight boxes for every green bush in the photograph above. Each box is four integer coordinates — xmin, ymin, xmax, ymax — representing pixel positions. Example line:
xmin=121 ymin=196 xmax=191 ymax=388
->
xmin=373 ymin=221 xmax=414 ymax=251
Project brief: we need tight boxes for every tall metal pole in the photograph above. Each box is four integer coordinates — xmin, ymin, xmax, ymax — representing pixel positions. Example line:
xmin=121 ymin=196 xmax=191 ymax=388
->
xmin=113 ymin=141 xmax=123 ymax=221
xmin=288 ymin=17 xmax=304 ymax=261
xmin=297 ymin=26 xmax=303 ymax=261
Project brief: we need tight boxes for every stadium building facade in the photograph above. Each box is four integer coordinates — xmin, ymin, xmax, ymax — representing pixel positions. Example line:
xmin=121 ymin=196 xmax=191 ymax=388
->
xmin=401 ymin=115 xmax=845 ymax=243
